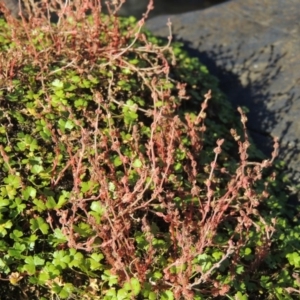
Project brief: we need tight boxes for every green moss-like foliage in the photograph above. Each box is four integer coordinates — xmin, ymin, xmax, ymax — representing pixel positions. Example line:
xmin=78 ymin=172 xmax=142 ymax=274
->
xmin=0 ymin=7 xmax=299 ymax=300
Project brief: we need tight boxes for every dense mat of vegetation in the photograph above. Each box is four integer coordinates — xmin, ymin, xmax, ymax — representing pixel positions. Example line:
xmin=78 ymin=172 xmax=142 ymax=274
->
xmin=0 ymin=1 xmax=299 ymax=299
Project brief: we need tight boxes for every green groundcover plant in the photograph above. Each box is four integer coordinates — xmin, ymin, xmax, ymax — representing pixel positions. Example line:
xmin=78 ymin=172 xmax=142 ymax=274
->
xmin=0 ymin=1 xmax=299 ymax=299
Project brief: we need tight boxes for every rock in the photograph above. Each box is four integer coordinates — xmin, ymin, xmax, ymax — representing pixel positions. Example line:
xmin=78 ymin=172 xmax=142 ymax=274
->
xmin=145 ymin=0 xmax=300 ymax=184
xmin=0 ymin=0 xmax=27 ymax=18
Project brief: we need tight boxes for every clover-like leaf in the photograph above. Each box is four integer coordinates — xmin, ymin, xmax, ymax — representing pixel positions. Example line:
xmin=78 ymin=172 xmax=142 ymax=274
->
xmin=23 ymin=255 xmax=45 ymax=275
xmin=52 ymin=250 xmax=71 ymax=270
xmin=101 ymin=270 xmax=118 ymax=287
xmin=52 ymin=79 xmax=64 ymax=89
xmin=0 ymin=220 xmax=13 ymax=237
xmin=23 ymin=186 xmax=37 ymax=200
xmin=4 ymin=174 xmax=21 ymax=189
xmin=286 ymin=252 xmax=300 ymax=268
xmin=30 ymin=217 xmax=50 ymax=235
xmin=133 ymin=158 xmax=142 ymax=168
xmin=161 ymin=290 xmax=174 ymax=300
xmin=123 ymin=278 xmax=141 ymax=296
